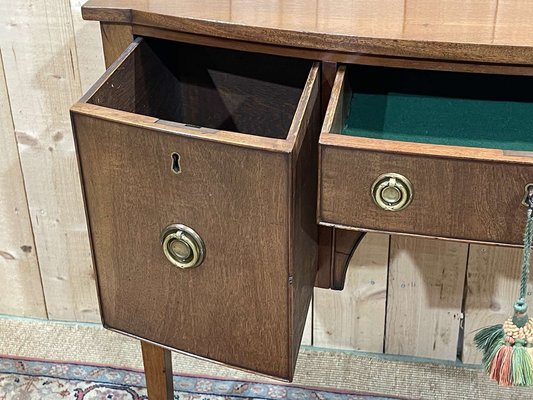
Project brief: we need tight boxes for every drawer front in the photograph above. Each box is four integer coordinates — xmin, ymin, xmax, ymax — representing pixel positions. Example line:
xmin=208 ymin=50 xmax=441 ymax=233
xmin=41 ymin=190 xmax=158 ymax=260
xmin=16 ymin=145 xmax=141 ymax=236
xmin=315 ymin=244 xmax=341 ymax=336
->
xmin=320 ymin=145 xmax=532 ymax=245
xmin=75 ymin=114 xmax=292 ymax=377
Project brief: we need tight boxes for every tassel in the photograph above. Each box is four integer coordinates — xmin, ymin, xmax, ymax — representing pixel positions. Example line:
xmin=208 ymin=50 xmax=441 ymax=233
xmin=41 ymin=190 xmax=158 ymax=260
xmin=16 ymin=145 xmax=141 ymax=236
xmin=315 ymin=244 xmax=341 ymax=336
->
xmin=511 ymin=342 xmax=533 ymax=386
xmin=474 ymin=324 xmax=504 ymax=366
xmin=484 ymin=338 xmax=505 ymax=371
xmin=474 ymin=187 xmax=533 ymax=386
xmin=500 ymin=344 xmax=513 ymax=386
xmin=489 ymin=343 xmax=509 ymax=382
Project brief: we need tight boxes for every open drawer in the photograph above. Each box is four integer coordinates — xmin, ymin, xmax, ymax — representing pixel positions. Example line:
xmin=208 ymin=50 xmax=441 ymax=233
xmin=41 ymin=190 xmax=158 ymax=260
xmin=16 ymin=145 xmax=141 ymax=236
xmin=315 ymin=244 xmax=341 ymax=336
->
xmin=71 ymin=37 xmax=320 ymax=380
xmin=319 ymin=65 xmax=533 ymax=245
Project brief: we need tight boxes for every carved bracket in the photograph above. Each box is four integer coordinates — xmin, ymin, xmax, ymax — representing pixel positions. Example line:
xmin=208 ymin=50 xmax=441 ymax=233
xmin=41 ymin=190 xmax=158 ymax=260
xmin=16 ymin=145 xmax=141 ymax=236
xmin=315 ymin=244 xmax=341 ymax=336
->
xmin=315 ymin=227 xmax=366 ymax=290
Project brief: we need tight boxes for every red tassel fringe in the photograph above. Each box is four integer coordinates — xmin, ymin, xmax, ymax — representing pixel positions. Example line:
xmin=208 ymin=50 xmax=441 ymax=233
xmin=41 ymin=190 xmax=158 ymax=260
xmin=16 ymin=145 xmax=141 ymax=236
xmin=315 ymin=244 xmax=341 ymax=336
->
xmin=489 ymin=345 xmax=513 ymax=385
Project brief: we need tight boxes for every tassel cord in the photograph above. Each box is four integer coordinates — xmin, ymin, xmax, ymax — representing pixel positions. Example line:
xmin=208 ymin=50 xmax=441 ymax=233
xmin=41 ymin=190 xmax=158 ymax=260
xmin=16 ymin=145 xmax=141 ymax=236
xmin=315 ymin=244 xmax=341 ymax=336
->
xmin=475 ymin=189 xmax=533 ymax=387
xmin=519 ymin=208 xmax=533 ymax=302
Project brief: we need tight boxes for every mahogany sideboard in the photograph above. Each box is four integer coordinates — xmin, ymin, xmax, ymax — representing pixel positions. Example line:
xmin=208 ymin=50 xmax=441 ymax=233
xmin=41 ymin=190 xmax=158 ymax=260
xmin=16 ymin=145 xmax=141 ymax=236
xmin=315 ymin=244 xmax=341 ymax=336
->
xmin=72 ymin=0 xmax=533 ymax=397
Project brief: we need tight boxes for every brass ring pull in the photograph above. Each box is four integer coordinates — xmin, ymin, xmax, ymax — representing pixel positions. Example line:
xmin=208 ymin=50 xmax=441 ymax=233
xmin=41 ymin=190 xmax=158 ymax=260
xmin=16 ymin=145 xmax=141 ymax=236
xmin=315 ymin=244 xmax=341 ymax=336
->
xmin=371 ymin=173 xmax=413 ymax=212
xmin=160 ymin=224 xmax=205 ymax=269
xmin=522 ymin=184 xmax=533 ymax=208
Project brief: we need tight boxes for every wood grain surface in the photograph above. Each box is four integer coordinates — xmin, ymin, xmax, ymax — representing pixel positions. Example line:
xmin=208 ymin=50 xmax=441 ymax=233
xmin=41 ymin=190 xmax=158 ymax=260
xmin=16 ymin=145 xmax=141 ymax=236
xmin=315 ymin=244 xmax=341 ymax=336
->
xmin=3 ymin=0 xmax=532 ymax=378
xmin=320 ymin=65 xmax=533 ymax=246
xmin=288 ymin=64 xmax=321 ymax=368
xmin=313 ymin=61 xmax=337 ymax=291
xmin=301 ymin=305 xmax=313 ymax=346
xmin=330 ymin=230 xmax=364 ymax=291
xmin=462 ymin=244 xmax=532 ymax=364
xmin=100 ymin=22 xmax=133 ymax=67
xmin=131 ymin=25 xmax=533 ymax=77
xmin=315 ymin=227 xmax=333 ymax=289
xmin=314 ymin=229 xmax=366 ymax=290
xmin=72 ymin=38 xmax=319 ymax=378
xmin=314 ymin=233 xmax=389 ymax=352
xmin=71 ymin=0 xmax=106 ymax=90
xmin=0 ymin=0 xmax=100 ymax=322
xmin=74 ymin=113 xmax=293 ymax=378
xmin=385 ymin=236 xmax=468 ymax=360
xmin=320 ymin=146 xmax=533 ymax=245
xmin=141 ymin=341 xmax=174 ymax=400
xmin=81 ymin=0 xmax=533 ymax=65
xmin=0 ymin=52 xmax=46 ymax=318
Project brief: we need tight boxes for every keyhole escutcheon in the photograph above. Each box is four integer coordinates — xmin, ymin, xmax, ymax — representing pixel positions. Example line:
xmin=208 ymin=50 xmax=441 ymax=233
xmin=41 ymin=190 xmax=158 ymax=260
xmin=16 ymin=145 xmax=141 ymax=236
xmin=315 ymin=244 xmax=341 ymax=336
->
xmin=171 ymin=152 xmax=181 ymax=174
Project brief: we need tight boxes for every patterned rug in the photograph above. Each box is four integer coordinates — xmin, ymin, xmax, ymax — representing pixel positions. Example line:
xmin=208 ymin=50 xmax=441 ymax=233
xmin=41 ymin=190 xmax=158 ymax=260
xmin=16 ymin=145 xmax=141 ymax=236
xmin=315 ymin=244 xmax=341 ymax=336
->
xmin=0 ymin=356 xmax=403 ymax=400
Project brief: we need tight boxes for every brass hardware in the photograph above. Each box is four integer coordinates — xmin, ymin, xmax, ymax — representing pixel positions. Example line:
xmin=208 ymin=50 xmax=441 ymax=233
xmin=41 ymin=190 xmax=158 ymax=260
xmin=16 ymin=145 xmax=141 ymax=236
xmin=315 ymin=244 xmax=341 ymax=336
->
xmin=371 ymin=173 xmax=413 ymax=212
xmin=160 ymin=224 xmax=205 ymax=269
xmin=522 ymin=184 xmax=533 ymax=208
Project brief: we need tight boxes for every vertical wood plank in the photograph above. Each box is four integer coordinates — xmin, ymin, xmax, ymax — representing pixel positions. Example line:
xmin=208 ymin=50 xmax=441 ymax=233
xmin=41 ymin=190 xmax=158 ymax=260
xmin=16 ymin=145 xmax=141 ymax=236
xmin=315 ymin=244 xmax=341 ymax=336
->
xmin=70 ymin=0 xmax=105 ymax=92
xmin=0 ymin=51 xmax=47 ymax=318
xmin=403 ymin=0 xmax=497 ymax=42
xmin=493 ymin=0 xmax=533 ymax=45
xmin=141 ymin=341 xmax=174 ymax=400
xmin=317 ymin=0 xmax=405 ymax=38
xmin=385 ymin=236 xmax=468 ymax=361
xmin=314 ymin=233 xmax=389 ymax=352
xmin=462 ymin=245 xmax=530 ymax=364
xmin=0 ymin=0 xmax=99 ymax=321
xmin=301 ymin=299 xmax=312 ymax=345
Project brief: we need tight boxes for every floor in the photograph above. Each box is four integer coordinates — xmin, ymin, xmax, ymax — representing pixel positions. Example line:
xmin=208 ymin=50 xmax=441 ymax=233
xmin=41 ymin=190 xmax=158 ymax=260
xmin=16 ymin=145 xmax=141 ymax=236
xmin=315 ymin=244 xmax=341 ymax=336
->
xmin=0 ymin=316 xmax=529 ymax=400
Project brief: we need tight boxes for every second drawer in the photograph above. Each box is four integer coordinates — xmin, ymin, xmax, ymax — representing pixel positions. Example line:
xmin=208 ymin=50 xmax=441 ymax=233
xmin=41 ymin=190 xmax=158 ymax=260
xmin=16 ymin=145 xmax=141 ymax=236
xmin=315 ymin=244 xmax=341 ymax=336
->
xmin=319 ymin=65 xmax=533 ymax=245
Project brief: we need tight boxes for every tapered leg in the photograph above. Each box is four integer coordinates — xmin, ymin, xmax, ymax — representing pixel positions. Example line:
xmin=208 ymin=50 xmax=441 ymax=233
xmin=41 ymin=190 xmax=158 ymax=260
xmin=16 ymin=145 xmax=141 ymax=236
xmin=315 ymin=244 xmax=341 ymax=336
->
xmin=141 ymin=341 xmax=174 ymax=400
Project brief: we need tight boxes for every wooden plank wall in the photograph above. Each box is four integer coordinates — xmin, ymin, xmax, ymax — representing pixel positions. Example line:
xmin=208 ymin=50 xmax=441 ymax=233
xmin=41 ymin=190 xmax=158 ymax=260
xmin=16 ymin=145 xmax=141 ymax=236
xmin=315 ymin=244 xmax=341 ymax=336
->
xmin=384 ymin=237 xmax=467 ymax=361
xmin=0 ymin=51 xmax=46 ymax=318
xmin=314 ymin=233 xmax=389 ymax=352
xmin=313 ymin=235 xmax=524 ymax=364
xmin=463 ymin=245 xmax=531 ymax=364
xmin=0 ymin=1 xmax=528 ymax=367
xmin=0 ymin=0 xmax=103 ymax=322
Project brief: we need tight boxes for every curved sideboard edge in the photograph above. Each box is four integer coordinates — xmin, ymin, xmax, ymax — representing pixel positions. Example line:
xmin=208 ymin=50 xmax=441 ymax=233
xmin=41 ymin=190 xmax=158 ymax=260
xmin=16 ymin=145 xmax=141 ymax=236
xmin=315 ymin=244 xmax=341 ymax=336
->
xmin=81 ymin=0 xmax=533 ymax=66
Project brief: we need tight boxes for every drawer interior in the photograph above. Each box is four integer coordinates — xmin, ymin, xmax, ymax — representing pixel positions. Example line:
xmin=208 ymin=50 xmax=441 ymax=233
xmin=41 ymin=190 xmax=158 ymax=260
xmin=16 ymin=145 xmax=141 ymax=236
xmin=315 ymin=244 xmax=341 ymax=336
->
xmin=87 ymin=37 xmax=312 ymax=139
xmin=337 ymin=65 xmax=533 ymax=151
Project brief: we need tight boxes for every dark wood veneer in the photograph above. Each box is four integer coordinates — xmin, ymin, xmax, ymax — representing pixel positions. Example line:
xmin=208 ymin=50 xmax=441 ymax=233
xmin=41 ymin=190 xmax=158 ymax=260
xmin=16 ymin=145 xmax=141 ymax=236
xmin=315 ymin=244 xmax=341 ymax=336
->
xmin=81 ymin=0 xmax=533 ymax=65
xmin=72 ymin=35 xmax=320 ymax=379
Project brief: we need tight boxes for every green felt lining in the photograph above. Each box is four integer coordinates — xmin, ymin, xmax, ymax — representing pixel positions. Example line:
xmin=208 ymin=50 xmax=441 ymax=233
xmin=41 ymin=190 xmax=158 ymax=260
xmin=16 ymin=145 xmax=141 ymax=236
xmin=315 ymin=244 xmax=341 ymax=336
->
xmin=341 ymin=66 xmax=533 ymax=152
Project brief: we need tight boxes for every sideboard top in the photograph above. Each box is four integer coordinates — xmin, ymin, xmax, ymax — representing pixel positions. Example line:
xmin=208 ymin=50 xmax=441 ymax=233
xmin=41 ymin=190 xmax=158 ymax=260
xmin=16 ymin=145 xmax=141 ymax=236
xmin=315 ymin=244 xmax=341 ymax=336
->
xmin=82 ymin=0 xmax=533 ymax=65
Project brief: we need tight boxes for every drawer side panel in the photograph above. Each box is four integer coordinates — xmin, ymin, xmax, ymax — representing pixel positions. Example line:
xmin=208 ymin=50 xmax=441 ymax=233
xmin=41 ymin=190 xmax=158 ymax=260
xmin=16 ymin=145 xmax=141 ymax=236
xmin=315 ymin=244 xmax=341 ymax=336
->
xmin=288 ymin=70 xmax=321 ymax=369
